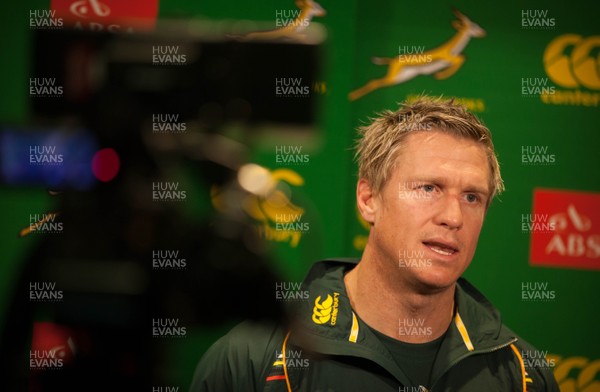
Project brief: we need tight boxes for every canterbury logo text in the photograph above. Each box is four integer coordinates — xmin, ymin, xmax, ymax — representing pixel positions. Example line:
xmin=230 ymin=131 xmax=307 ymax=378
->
xmin=312 ymin=293 xmax=339 ymax=325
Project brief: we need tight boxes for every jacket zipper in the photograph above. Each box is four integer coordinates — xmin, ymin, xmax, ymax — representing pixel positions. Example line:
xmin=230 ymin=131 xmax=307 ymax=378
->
xmin=429 ymin=337 xmax=518 ymax=391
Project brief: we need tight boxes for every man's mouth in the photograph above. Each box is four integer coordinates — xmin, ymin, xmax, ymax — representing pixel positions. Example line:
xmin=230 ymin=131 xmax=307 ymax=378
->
xmin=423 ymin=241 xmax=459 ymax=256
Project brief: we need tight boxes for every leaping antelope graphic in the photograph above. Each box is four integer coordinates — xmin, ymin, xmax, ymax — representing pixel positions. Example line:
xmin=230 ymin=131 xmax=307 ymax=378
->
xmin=348 ymin=9 xmax=486 ymax=101
xmin=241 ymin=0 xmax=326 ymax=41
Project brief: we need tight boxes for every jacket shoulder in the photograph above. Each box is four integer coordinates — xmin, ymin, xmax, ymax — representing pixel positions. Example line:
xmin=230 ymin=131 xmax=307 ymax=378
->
xmin=189 ymin=320 xmax=284 ymax=392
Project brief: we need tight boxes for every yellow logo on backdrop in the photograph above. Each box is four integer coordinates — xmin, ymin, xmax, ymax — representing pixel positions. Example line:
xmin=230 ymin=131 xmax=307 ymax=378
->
xmin=547 ymin=354 xmax=600 ymax=392
xmin=542 ymin=34 xmax=600 ymax=107
xmin=211 ymin=167 xmax=307 ymax=247
xmin=239 ymin=0 xmax=325 ymax=42
xmin=405 ymin=94 xmax=485 ymax=112
xmin=349 ymin=9 xmax=486 ymax=101
xmin=312 ymin=293 xmax=339 ymax=325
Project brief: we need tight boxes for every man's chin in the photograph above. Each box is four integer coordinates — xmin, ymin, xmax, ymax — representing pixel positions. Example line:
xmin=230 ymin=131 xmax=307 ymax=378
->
xmin=409 ymin=269 xmax=460 ymax=294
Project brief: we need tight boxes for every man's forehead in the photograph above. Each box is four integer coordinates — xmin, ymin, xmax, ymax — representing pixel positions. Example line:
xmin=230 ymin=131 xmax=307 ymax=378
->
xmin=397 ymin=131 xmax=486 ymax=160
xmin=393 ymin=131 xmax=491 ymax=186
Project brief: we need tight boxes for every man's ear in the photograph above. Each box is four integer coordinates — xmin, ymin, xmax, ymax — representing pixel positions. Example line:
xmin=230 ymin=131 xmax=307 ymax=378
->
xmin=357 ymin=179 xmax=378 ymax=225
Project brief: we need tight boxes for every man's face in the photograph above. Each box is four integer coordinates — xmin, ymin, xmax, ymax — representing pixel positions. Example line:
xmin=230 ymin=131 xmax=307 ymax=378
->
xmin=360 ymin=130 xmax=491 ymax=292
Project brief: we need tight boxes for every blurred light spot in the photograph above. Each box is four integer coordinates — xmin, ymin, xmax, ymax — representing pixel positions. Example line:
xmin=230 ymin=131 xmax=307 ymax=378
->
xmin=238 ymin=164 xmax=274 ymax=196
xmin=92 ymin=148 xmax=120 ymax=182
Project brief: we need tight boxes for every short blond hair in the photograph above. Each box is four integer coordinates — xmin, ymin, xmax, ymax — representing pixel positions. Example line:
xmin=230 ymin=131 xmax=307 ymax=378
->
xmin=355 ymin=96 xmax=504 ymax=205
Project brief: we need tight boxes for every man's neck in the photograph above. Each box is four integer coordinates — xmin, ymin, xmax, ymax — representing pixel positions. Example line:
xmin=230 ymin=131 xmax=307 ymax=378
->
xmin=343 ymin=253 xmax=455 ymax=343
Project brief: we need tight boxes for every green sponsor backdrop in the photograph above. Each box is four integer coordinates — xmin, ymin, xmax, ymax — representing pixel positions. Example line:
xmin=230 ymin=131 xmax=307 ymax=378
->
xmin=0 ymin=0 xmax=598 ymax=390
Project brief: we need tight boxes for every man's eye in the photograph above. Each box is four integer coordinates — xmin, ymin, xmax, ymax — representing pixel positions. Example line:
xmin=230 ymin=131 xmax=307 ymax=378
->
xmin=420 ymin=185 xmax=435 ymax=192
xmin=465 ymin=194 xmax=479 ymax=203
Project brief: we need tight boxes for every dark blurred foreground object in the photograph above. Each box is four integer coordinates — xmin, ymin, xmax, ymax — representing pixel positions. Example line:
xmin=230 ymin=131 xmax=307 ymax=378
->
xmin=0 ymin=22 xmax=322 ymax=391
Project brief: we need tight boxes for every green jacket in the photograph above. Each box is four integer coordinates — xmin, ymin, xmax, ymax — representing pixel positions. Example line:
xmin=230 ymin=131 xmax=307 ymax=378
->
xmin=190 ymin=259 xmax=559 ymax=392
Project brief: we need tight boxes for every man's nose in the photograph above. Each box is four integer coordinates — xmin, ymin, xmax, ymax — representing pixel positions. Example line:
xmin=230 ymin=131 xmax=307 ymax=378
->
xmin=433 ymin=194 xmax=463 ymax=230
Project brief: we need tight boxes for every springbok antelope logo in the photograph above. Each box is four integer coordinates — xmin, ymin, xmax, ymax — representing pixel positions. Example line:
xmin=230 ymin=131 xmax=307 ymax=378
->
xmin=348 ymin=9 xmax=486 ymax=101
xmin=240 ymin=0 xmax=326 ymax=41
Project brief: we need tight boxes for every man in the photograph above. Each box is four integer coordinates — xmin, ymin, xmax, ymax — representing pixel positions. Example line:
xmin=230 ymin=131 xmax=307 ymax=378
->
xmin=190 ymin=97 xmax=559 ymax=392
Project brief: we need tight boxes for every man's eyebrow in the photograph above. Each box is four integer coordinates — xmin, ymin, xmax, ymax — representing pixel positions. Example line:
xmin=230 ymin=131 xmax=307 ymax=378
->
xmin=409 ymin=176 xmax=490 ymax=196
xmin=465 ymin=186 xmax=490 ymax=197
